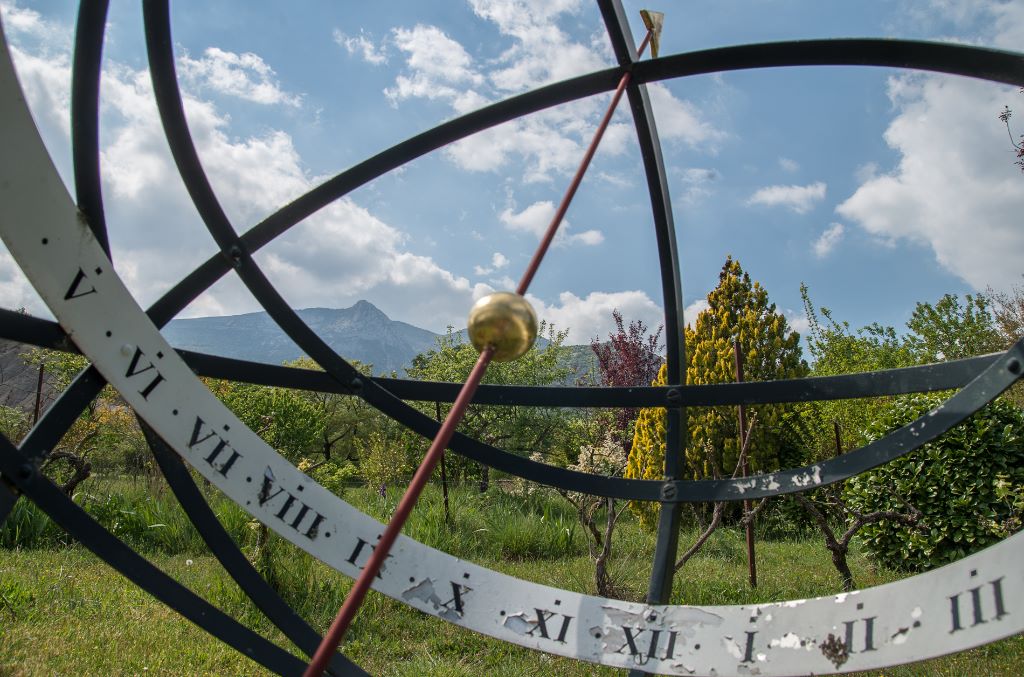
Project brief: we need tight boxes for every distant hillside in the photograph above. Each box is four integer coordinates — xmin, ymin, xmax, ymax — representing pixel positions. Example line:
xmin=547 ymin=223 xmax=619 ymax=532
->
xmin=0 ymin=305 xmax=600 ymax=411
xmin=162 ymin=300 xmax=600 ymax=381
xmin=162 ymin=300 xmax=440 ymax=375
xmin=0 ymin=338 xmax=46 ymax=411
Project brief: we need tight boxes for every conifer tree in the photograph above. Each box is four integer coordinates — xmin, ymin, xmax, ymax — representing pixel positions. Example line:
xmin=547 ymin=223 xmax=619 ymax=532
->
xmin=626 ymin=257 xmax=807 ymax=526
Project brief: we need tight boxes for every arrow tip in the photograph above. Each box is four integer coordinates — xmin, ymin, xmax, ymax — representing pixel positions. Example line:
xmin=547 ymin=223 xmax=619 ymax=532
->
xmin=639 ymin=9 xmax=664 ymax=58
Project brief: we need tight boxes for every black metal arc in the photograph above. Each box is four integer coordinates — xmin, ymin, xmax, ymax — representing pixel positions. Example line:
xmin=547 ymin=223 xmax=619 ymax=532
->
xmin=667 ymin=342 xmax=1024 ymax=502
xmin=0 ymin=309 xmax=1004 ymax=408
xmin=634 ymin=38 xmax=1024 ymax=89
xmin=186 ymin=349 xmax=997 ymax=407
xmin=138 ymin=1 xmax=1024 ymax=506
xmin=0 ymin=0 xmax=114 ymax=536
xmin=70 ymin=0 xmax=110 ymax=256
xmin=141 ymin=422 xmax=364 ymax=677
xmin=1 ymin=8 xmax=360 ymax=668
xmin=3 ymin=11 xmax=1020 ymax=533
xmin=2 ymin=5 xmax=1022 ymax=673
xmin=125 ymin=36 xmax=1024 ymax=348
xmin=0 ymin=433 xmax=309 ymax=677
xmin=597 ymin=0 xmax=685 ymax=612
xmin=244 ymin=38 xmax=1024 ymax=257
xmin=3 ymin=307 xmax=1017 ymax=503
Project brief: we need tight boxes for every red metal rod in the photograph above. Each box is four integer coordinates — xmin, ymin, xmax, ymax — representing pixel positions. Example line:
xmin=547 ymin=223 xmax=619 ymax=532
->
xmin=303 ymin=346 xmax=494 ymax=677
xmin=304 ymin=28 xmax=652 ymax=677
xmin=517 ymin=30 xmax=651 ymax=295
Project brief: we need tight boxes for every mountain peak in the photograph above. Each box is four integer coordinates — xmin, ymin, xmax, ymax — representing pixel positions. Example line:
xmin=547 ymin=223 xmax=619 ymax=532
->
xmin=348 ymin=299 xmax=389 ymax=321
xmin=351 ymin=299 xmax=383 ymax=313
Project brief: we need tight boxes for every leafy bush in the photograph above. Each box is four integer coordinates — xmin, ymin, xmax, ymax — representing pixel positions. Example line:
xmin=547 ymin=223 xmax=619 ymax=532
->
xmin=843 ymin=395 xmax=1024 ymax=571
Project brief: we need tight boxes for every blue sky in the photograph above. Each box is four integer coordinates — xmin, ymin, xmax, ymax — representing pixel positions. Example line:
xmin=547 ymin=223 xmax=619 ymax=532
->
xmin=1 ymin=1 xmax=1022 ymax=346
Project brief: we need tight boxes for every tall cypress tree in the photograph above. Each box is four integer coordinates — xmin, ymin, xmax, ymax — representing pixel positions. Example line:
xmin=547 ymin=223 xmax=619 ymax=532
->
xmin=626 ymin=257 xmax=807 ymax=525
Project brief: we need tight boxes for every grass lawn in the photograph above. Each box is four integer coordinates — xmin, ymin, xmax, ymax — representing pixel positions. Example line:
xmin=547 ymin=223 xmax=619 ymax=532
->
xmin=0 ymin=483 xmax=1021 ymax=675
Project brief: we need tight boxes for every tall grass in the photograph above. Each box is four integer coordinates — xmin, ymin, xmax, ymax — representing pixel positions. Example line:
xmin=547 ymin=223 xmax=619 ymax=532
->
xmin=0 ymin=475 xmax=590 ymax=562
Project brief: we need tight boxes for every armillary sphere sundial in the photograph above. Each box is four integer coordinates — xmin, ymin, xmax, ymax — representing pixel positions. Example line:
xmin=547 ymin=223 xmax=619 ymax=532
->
xmin=1 ymin=2 xmax=1023 ymax=675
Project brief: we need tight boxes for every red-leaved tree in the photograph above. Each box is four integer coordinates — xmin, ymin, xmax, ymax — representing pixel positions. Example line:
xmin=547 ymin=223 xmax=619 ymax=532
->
xmin=590 ymin=309 xmax=663 ymax=452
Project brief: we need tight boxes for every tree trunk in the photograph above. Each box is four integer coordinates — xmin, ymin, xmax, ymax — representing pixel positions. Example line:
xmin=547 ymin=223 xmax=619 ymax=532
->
xmin=478 ymin=463 xmax=489 ymax=493
xmin=829 ymin=544 xmax=854 ymax=592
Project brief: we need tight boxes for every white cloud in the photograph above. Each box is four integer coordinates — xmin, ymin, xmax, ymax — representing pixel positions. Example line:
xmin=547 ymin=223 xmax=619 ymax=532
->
xmin=444 ymin=108 xmax=590 ymax=181
xmin=596 ymin=171 xmax=631 ymax=188
xmin=837 ymin=72 xmax=1024 ymax=292
xmin=384 ymin=24 xmax=482 ymax=104
xmin=812 ymin=222 xmax=845 ymax=258
xmin=779 ymin=157 xmax=799 ymax=172
xmin=786 ymin=310 xmax=810 ymax=336
xmin=474 ymin=251 xmax=510 ymax=275
xmin=500 ymin=201 xmax=554 ymax=238
xmin=498 ymin=201 xmax=602 ymax=247
xmin=528 ymin=289 xmax=664 ymax=345
xmin=647 ymin=83 xmax=725 ymax=148
xmin=568 ymin=229 xmax=604 ymax=246
xmin=683 ymin=298 xmax=710 ymax=328
xmin=381 ymin=7 xmax=720 ymax=183
xmin=178 ymin=47 xmax=302 ymax=107
xmin=679 ymin=167 xmax=719 ymax=204
xmin=854 ymin=162 xmax=879 ymax=183
xmin=467 ymin=0 xmax=601 ymax=93
xmin=333 ymin=29 xmax=387 ymax=65
xmin=0 ymin=249 xmax=47 ymax=316
xmin=1 ymin=2 xmax=45 ymax=38
xmin=0 ymin=31 xmax=498 ymax=331
xmin=748 ymin=181 xmax=826 ymax=214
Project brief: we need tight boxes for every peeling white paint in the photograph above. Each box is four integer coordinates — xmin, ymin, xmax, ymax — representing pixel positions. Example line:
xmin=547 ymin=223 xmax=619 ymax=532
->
xmin=3 ymin=36 xmax=1024 ymax=675
xmin=723 ymin=635 xmax=743 ymax=659
xmin=791 ymin=465 xmax=822 ymax=488
xmin=769 ymin=632 xmax=805 ymax=649
xmin=503 ymin=612 xmax=534 ymax=635
xmin=735 ymin=479 xmax=757 ymax=494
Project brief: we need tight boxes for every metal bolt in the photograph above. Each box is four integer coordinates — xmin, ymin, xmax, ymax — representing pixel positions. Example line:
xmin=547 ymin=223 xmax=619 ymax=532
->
xmin=228 ymin=245 xmax=243 ymax=268
xmin=1009 ymin=358 xmax=1021 ymax=375
xmin=660 ymin=481 xmax=677 ymax=501
xmin=350 ymin=377 xmax=364 ymax=393
xmin=666 ymin=388 xmax=681 ymax=406
xmin=17 ymin=464 xmax=34 ymax=481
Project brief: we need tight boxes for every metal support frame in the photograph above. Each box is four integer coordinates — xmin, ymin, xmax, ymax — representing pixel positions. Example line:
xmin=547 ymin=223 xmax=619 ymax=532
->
xmin=1 ymin=2 xmax=1022 ymax=674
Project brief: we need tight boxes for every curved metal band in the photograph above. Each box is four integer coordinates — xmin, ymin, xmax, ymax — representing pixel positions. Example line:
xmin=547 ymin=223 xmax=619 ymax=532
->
xmin=70 ymin=0 xmax=110 ymax=255
xmin=0 ymin=12 xmax=360 ymax=670
xmin=1 ymin=310 xmax=1002 ymax=408
xmin=127 ymin=36 xmax=1024 ymax=347
xmin=6 ymin=29 xmax=1024 ymax=669
xmin=597 ymin=0 xmax=687 ymax=611
xmin=1 ymin=308 xmax=1018 ymax=503
xmin=141 ymin=422 xmax=364 ymax=677
xmin=1 ymin=0 xmax=116 ymax=529
xmin=140 ymin=0 xmax=1024 ymax=506
xmin=0 ymin=433 xmax=309 ymax=677
xmin=181 ymin=348 xmax=1001 ymax=407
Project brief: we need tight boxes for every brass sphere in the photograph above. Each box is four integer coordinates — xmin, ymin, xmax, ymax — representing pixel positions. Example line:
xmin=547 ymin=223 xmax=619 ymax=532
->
xmin=467 ymin=292 xmax=538 ymax=362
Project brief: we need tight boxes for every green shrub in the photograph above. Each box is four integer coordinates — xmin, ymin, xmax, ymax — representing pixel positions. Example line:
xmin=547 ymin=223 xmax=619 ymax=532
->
xmin=843 ymin=395 xmax=1024 ymax=571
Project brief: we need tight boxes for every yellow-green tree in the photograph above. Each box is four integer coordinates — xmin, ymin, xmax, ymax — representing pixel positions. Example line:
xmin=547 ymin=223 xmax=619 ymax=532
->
xmin=684 ymin=257 xmax=807 ymax=478
xmin=626 ymin=258 xmax=807 ymax=525
xmin=623 ymin=362 xmax=668 ymax=527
